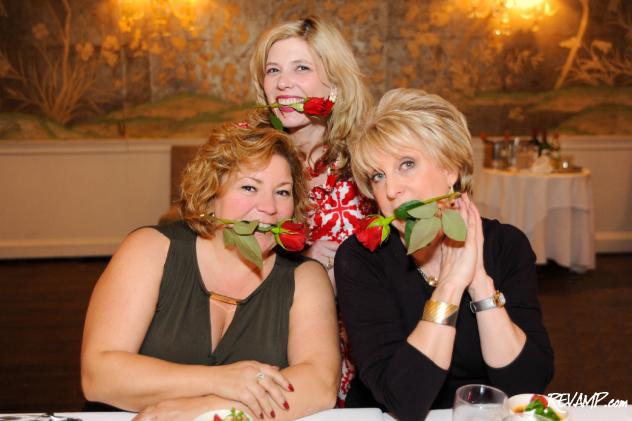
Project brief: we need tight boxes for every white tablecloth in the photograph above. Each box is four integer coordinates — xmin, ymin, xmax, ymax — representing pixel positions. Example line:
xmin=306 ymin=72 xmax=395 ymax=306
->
xmin=4 ymin=406 xmax=631 ymax=420
xmin=387 ymin=406 xmax=632 ymax=420
xmin=0 ymin=409 xmax=383 ymax=421
xmin=475 ymin=169 xmax=596 ymax=272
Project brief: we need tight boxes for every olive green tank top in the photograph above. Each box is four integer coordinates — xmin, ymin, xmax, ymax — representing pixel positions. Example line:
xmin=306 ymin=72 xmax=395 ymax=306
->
xmin=139 ymin=221 xmax=303 ymax=368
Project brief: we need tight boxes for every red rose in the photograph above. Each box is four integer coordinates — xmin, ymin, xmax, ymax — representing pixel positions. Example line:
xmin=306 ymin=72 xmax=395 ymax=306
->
xmin=355 ymin=216 xmax=384 ymax=252
xmin=303 ymin=97 xmax=334 ymax=118
xmin=276 ymin=220 xmax=307 ymax=252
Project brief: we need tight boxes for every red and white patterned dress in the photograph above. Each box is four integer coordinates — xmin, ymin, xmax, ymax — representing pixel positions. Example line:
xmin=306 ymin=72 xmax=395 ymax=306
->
xmin=306 ymin=163 xmax=373 ymax=406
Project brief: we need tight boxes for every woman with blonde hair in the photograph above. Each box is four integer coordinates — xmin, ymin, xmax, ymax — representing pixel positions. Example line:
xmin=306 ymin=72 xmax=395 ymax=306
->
xmin=335 ymin=88 xmax=554 ymax=420
xmin=250 ymin=16 xmax=374 ymax=405
xmin=81 ymin=124 xmax=340 ymax=420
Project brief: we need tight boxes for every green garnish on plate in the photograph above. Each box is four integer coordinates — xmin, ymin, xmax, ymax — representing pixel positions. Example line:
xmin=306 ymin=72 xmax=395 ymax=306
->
xmin=525 ymin=395 xmax=561 ymax=421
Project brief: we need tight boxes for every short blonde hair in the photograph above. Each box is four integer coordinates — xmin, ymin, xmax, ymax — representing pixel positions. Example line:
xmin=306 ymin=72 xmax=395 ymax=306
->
xmin=349 ymin=88 xmax=474 ymax=199
xmin=249 ymin=16 xmax=372 ymax=172
xmin=180 ymin=124 xmax=309 ymax=238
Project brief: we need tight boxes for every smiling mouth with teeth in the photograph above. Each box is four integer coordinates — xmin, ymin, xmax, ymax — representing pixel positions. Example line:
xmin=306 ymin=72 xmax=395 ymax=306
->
xmin=277 ymin=97 xmax=304 ymax=105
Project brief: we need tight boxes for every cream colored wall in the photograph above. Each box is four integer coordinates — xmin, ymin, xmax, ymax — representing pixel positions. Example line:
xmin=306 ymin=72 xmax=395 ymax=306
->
xmin=0 ymin=140 xmax=171 ymax=258
xmin=0 ymin=136 xmax=630 ymax=258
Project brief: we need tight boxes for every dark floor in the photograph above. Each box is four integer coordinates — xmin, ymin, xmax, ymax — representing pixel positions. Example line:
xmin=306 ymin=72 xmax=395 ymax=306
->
xmin=0 ymin=255 xmax=631 ymax=412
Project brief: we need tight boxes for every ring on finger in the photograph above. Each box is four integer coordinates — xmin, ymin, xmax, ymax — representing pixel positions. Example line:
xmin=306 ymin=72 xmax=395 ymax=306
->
xmin=325 ymin=258 xmax=333 ymax=270
xmin=256 ymin=371 xmax=265 ymax=383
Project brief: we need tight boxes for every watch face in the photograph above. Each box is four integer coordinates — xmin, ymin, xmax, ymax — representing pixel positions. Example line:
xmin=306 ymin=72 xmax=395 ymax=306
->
xmin=493 ymin=292 xmax=506 ymax=306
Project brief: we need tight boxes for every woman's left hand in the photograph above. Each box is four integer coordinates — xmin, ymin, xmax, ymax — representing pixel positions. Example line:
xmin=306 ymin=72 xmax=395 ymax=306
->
xmin=463 ymin=195 xmax=495 ymax=298
xmin=435 ymin=193 xmax=479 ymax=291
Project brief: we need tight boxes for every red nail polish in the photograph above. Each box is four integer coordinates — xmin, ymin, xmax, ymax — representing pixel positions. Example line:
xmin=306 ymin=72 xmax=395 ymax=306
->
xmin=271 ymin=410 xmax=276 ymax=418
xmin=259 ymin=413 xmax=263 ymax=419
xmin=283 ymin=401 xmax=290 ymax=410
xmin=288 ymin=383 xmax=295 ymax=392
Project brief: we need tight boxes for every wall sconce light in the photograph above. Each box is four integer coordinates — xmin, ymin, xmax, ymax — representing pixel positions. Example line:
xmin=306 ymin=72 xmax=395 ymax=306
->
xmin=470 ymin=0 xmax=557 ymax=36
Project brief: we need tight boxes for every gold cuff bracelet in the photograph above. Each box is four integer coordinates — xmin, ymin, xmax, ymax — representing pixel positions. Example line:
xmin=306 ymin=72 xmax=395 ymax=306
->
xmin=422 ymin=299 xmax=459 ymax=327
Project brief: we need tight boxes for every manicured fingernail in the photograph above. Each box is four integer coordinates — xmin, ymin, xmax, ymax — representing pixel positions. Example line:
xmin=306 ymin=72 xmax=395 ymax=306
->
xmin=259 ymin=413 xmax=263 ymax=419
xmin=270 ymin=410 xmax=276 ymax=418
xmin=288 ymin=383 xmax=295 ymax=392
xmin=283 ymin=401 xmax=290 ymax=410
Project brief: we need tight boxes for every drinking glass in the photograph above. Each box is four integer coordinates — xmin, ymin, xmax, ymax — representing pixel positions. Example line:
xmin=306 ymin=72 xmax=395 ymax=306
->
xmin=452 ymin=384 xmax=508 ymax=421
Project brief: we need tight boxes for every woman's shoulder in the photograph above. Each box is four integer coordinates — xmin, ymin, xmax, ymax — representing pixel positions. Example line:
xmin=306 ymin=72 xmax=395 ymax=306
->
xmin=114 ymin=222 xmax=191 ymax=265
xmin=335 ymin=232 xmax=401 ymax=284
xmin=481 ymin=217 xmax=536 ymax=272
xmin=277 ymin=252 xmax=327 ymax=280
xmin=337 ymin=230 xmax=395 ymax=260
xmin=482 ymin=217 xmax=531 ymax=250
xmin=149 ymin=220 xmax=196 ymax=241
xmin=337 ymin=233 xmax=371 ymax=261
xmin=287 ymin=256 xmax=333 ymax=303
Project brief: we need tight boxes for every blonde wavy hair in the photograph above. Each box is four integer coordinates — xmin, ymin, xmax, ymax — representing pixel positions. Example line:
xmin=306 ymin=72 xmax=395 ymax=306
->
xmin=180 ymin=124 xmax=309 ymax=238
xmin=249 ymin=16 xmax=372 ymax=173
xmin=349 ymin=88 xmax=474 ymax=199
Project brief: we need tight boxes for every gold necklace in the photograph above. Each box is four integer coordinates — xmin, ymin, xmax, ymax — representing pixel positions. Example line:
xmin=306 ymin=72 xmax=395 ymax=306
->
xmin=416 ymin=266 xmax=438 ymax=287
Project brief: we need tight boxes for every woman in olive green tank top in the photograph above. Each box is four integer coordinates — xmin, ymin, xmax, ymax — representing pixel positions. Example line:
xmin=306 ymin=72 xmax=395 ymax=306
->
xmin=81 ymin=125 xmax=340 ymax=420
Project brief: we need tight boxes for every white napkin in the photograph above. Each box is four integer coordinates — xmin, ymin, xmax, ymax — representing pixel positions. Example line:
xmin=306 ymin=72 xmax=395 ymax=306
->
xmin=530 ymin=155 xmax=554 ymax=173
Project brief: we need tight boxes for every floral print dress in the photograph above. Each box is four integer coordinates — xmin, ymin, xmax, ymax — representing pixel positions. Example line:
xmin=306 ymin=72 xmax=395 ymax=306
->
xmin=306 ymin=163 xmax=373 ymax=406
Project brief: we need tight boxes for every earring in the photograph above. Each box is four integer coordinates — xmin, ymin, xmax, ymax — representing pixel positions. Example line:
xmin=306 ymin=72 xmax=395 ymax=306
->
xmin=199 ymin=211 xmax=215 ymax=220
xmin=328 ymin=86 xmax=337 ymax=103
xmin=448 ymin=185 xmax=456 ymax=207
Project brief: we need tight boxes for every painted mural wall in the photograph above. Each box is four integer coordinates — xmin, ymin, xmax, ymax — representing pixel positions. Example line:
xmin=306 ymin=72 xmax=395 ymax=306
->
xmin=0 ymin=0 xmax=631 ymax=140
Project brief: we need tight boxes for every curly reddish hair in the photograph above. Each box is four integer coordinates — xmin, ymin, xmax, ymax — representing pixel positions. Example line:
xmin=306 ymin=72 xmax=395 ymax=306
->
xmin=180 ymin=124 xmax=309 ymax=238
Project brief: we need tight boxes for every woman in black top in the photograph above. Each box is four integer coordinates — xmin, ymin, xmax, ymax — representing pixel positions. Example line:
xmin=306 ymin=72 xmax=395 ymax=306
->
xmin=335 ymin=88 xmax=554 ymax=420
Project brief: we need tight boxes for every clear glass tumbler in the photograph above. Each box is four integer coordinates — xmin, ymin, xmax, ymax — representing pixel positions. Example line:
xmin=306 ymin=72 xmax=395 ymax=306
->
xmin=452 ymin=384 xmax=508 ymax=421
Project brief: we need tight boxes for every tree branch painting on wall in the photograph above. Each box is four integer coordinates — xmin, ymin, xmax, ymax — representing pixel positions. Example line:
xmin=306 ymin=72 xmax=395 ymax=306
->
xmin=564 ymin=1 xmax=632 ymax=86
xmin=555 ymin=0 xmax=589 ymax=89
xmin=0 ymin=0 xmax=117 ymax=125
xmin=1 ymin=0 xmax=631 ymax=138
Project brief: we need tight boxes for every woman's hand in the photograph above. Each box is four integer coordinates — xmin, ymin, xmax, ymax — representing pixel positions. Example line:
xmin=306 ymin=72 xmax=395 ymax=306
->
xmin=438 ymin=193 xmax=480 ymax=292
xmin=303 ymin=239 xmax=338 ymax=270
xmin=465 ymin=196 xmax=496 ymax=300
xmin=211 ymin=361 xmax=292 ymax=419
xmin=303 ymin=239 xmax=338 ymax=291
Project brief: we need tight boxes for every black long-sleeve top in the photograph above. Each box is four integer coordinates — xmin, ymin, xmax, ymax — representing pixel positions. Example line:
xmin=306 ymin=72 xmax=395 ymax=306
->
xmin=335 ymin=218 xmax=554 ymax=421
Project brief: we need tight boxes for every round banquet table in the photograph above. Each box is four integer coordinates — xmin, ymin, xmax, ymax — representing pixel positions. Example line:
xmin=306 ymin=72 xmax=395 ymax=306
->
xmin=474 ymin=168 xmax=596 ymax=273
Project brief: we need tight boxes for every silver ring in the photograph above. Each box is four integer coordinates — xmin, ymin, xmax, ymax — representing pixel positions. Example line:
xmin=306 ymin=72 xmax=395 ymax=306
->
xmin=325 ymin=258 xmax=333 ymax=270
xmin=256 ymin=371 xmax=265 ymax=382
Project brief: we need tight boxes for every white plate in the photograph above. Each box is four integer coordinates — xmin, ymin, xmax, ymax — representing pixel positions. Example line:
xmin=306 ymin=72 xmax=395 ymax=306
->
xmin=193 ymin=409 xmax=251 ymax=421
xmin=506 ymin=394 xmax=570 ymax=420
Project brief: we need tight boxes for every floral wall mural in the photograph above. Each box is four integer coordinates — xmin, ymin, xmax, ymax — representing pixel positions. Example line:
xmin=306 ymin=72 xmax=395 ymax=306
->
xmin=0 ymin=0 xmax=630 ymax=140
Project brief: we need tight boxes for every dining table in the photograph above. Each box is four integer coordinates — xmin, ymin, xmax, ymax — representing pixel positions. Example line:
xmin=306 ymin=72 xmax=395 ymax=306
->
xmin=474 ymin=168 xmax=596 ymax=273
xmin=3 ymin=406 xmax=631 ymax=421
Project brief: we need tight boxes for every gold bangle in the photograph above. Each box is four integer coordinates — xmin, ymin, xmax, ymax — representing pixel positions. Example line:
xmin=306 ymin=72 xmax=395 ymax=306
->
xmin=422 ymin=299 xmax=459 ymax=326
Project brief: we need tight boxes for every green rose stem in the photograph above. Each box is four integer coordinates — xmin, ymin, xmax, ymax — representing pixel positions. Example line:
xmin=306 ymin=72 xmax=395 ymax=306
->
xmin=214 ymin=218 xmax=306 ymax=269
xmin=371 ymin=191 xmax=463 ymax=227
xmin=356 ymin=191 xmax=465 ymax=254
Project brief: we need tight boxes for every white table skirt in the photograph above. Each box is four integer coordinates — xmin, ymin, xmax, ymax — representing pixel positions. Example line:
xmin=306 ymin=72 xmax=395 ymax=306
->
xmin=475 ymin=169 xmax=596 ymax=272
xmin=5 ymin=406 xmax=631 ymax=420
